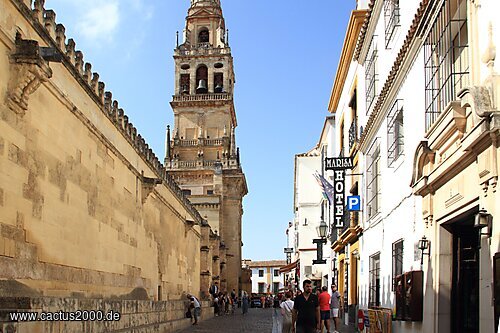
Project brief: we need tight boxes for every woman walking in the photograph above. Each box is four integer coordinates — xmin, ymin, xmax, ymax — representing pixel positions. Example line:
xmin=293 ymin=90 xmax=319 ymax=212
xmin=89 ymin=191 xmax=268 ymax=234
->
xmin=242 ymin=291 xmax=249 ymax=315
xmin=280 ymin=291 xmax=294 ymax=333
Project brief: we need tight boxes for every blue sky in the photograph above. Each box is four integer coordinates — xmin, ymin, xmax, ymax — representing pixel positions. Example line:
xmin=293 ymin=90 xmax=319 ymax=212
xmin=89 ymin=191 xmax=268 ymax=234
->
xmin=47 ymin=0 xmax=355 ymax=261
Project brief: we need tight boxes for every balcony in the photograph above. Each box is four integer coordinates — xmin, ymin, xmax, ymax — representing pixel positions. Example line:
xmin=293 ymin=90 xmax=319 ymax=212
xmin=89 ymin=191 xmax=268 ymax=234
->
xmin=171 ymin=93 xmax=233 ymax=107
xmin=166 ymin=158 xmax=241 ymax=171
xmin=176 ymin=138 xmax=226 ymax=147
xmin=174 ymin=45 xmax=231 ymax=57
xmin=332 ymin=208 xmax=362 ymax=252
xmin=349 ymin=118 xmax=358 ymax=152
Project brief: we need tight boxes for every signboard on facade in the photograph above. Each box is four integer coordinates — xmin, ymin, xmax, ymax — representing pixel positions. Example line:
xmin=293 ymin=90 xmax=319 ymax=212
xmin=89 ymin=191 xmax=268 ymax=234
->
xmin=333 ymin=169 xmax=345 ymax=228
xmin=325 ymin=157 xmax=354 ymax=229
xmin=325 ymin=157 xmax=354 ymax=170
xmin=347 ymin=196 xmax=361 ymax=211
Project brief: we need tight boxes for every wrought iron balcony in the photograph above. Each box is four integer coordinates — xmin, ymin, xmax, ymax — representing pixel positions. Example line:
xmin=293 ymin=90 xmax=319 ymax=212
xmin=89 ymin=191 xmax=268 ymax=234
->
xmin=349 ymin=118 xmax=358 ymax=151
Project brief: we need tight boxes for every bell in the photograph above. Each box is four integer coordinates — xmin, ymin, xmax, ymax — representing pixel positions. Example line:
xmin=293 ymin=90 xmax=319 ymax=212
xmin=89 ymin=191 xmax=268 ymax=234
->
xmin=215 ymin=83 xmax=223 ymax=93
xmin=196 ymin=79 xmax=207 ymax=93
xmin=181 ymin=85 xmax=189 ymax=94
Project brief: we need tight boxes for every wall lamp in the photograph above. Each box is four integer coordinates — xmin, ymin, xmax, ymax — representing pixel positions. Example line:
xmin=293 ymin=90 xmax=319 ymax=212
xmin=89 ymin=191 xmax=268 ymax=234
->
xmin=474 ymin=209 xmax=493 ymax=247
xmin=418 ymin=236 xmax=431 ymax=265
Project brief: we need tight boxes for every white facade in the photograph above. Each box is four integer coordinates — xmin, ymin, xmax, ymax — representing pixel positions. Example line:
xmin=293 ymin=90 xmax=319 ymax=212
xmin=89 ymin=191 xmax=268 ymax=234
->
xmin=246 ymin=261 xmax=286 ymax=294
xmin=292 ymin=141 xmax=332 ymax=290
xmin=326 ymin=0 xmax=500 ymax=332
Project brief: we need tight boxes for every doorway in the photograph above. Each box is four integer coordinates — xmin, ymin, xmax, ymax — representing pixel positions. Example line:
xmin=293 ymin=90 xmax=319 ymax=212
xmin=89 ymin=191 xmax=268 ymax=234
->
xmin=450 ymin=219 xmax=479 ymax=333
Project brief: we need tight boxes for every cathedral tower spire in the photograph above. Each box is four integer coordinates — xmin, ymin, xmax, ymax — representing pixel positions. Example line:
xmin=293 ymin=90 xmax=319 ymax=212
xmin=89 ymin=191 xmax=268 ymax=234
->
xmin=166 ymin=0 xmax=247 ymax=296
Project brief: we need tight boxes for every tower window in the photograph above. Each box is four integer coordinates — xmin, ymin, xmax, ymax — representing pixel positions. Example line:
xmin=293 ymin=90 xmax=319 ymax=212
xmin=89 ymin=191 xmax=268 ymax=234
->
xmin=180 ymin=74 xmax=190 ymax=95
xmin=214 ymin=73 xmax=224 ymax=93
xmin=196 ymin=65 xmax=208 ymax=94
xmin=198 ymin=29 xmax=209 ymax=45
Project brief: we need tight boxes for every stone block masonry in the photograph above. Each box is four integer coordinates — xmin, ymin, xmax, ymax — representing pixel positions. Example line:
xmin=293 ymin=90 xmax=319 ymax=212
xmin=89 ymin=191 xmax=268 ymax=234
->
xmin=0 ymin=0 xmax=215 ymax=331
xmin=0 ymin=296 xmax=213 ymax=333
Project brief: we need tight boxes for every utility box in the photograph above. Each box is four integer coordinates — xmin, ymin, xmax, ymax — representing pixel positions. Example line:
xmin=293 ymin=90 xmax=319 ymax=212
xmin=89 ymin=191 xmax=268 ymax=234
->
xmin=395 ymin=270 xmax=423 ymax=321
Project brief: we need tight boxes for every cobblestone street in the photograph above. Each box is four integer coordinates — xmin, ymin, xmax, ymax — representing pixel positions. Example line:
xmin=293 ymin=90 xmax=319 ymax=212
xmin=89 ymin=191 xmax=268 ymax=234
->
xmin=178 ymin=308 xmax=273 ymax=332
xmin=178 ymin=308 xmax=358 ymax=333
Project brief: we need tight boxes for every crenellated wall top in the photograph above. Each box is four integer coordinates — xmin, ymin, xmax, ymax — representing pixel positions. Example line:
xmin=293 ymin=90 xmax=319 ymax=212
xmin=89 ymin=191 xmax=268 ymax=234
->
xmin=9 ymin=0 xmax=205 ymax=225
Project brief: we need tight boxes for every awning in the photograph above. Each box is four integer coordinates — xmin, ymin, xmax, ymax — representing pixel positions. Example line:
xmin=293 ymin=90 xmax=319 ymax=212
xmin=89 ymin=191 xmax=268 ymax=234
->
xmin=279 ymin=260 xmax=299 ymax=273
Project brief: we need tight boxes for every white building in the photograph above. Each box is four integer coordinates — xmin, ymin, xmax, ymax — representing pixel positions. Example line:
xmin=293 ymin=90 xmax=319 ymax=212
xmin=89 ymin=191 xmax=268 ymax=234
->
xmin=292 ymin=137 xmax=333 ymax=290
xmin=326 ymin=0 xmax=500 ymax=332
xmin=243 ymin=260 xmax=286 ymax=294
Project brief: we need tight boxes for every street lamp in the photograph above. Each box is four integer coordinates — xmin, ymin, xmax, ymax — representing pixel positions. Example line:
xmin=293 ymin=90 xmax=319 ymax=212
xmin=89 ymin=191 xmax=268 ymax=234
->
xmin=418 ymin=236 xmax=430 ymax=265
xmin=317 ymin=220 xmax=328 ymax=239
xmin=313 ymin=220 xmax=328 ymax=265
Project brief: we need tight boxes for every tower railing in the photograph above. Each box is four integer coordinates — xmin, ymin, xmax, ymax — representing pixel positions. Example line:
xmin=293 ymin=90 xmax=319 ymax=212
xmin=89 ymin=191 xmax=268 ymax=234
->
xmin=174 ymin=47 xmax=231 ymax=57
xmin=172 ymin=93 xmax=232 ymax=102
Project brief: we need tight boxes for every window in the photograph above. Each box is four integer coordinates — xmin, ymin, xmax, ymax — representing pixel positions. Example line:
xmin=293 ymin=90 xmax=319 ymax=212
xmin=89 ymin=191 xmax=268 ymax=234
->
xmin=274 ymin=269 xmax=280 ymax=277
xmin=349 ymin=90 xmax=358 ymax=151
xmin=207 ymin=190 xmax=214 ymax=195
xmin=369 ymin=253 xmax=381 ymax=308
xmin=258 ymin=269 xmax=264 ymax=277
xmin=365 ymin=36 xmax=379 ymax=112
xmin=384 ymin=0 xmax=400 ymax=48
xmin=424 ymin=0 xmax=469 ymax=131
xmin=304 ymin=266 xmax=312 ymax=276
xmin=392 ymin=240 xmax=404 ymax=291
xmin=387 ymin=100 xmax=404 ymax=166
xmin=366 ymin=141 xmax=381 ymax=217
xmin=303 ymin=218 xmax=308 ymax=226
xmin=196 ymin=65 xmax=208 ymax=94
xmin=258 ymin=282 xmax=265 ymax=293
xmin=339 ymin=121 xmax=345 ymax=157
xmin=198 ymin=28 xmax=209 ymax=45
xmin=273 ymin=282 xmax=280 ymax=293
xmin=180 ymin=74 xmax=190 ymax=95
xmin=182 ymin=189 xmax=192 ymax=196
xmin=214 ymin=73 xmax=224 ymax=93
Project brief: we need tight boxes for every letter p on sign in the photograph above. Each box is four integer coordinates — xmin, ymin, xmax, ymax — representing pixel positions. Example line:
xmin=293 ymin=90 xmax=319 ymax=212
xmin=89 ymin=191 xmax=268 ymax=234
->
xmin=347 ymin=196 xmax=361 ymax=211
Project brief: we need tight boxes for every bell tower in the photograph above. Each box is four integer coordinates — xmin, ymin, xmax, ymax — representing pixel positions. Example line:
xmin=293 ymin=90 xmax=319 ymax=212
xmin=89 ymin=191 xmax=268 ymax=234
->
xmin=166 ymin=0 xmax=247 ymax=295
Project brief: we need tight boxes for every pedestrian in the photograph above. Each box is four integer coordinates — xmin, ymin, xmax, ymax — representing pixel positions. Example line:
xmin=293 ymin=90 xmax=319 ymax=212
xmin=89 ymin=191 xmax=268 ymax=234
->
xmin=242 ymin=291 xmax=249 ymax=315
xmin=280 ymin=291 xmax=294 ymax=333
xmin=187 ymin=294 xmax=201 ymax=325
xmin=330 ymin=284 xmax=341 ymax=333
xmin=209 ymin=281 xmax=219 ymax=297
xmin=213 ymin=293 xmax=220 ymax=316
xmin=318 ymin=286 xmax=331 ymax=333
xmin=292 ymin=280 xmax=320 ymax=333
xmin=273 ymin=295 xmax=280 ymax=316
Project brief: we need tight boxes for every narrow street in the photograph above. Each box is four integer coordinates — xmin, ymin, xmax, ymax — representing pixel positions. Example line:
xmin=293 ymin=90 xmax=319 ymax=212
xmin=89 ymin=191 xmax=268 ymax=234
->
xmin=178 ymin=308 xmax=357 ymax=333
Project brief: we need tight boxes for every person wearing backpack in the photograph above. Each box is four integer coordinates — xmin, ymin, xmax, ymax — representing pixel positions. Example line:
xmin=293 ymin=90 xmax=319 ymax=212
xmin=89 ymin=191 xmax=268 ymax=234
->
xmin=280 ymin=291 xmax=294 ymax=333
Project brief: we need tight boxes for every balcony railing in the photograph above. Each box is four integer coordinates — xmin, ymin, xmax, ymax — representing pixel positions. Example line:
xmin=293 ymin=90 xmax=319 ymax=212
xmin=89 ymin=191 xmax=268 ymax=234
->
xmin=349 ymin=118 xmax=358 ymax=151
xmin=172 ymin=93 xmax=232 ymax=103
xmin=174 ymin=46 xmax=231 ymax=57
xmin=176 ymin=138 xmax=225 ymax=147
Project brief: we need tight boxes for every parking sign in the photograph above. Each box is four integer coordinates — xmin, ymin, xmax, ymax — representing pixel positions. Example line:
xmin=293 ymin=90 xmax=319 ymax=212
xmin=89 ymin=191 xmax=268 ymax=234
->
xmin=347 ymin=196 xmax=361 ymax=211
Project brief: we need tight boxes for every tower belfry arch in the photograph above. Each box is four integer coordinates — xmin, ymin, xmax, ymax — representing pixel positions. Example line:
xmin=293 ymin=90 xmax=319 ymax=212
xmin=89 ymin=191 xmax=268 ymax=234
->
xmin=166 ymin=0 xmax=247 ymax=295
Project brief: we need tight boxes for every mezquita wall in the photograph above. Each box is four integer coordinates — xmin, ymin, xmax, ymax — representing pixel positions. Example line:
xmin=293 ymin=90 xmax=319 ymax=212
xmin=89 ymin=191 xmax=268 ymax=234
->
xmin=0 ymin=0 xmax=211 ymax=331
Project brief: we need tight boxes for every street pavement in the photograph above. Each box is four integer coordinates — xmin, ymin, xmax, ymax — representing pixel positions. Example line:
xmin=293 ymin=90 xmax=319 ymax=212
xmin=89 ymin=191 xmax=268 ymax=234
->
xmin=177 ymin=308 xmax=357 ymax=332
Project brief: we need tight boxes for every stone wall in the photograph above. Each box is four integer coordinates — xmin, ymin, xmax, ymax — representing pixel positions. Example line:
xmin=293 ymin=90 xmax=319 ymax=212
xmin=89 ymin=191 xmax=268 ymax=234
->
xmin=0 ymin=0 xmax=211 ymax=325
xmin=0 ymin=296 xmax=213 ymax=333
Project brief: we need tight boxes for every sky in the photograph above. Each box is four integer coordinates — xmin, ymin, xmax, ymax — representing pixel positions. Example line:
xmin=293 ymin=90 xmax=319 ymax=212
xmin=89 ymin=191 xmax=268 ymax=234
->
xmin=46 ymin=0 xmax=355 ymax=261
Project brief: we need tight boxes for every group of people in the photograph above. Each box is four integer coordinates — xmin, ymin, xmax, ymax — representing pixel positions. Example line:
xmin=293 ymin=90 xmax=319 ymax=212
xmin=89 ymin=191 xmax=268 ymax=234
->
xmin=279 ymin=280 xmax=342 ymax=333
xmin=209 ymin=283 xmax=244 ymax=316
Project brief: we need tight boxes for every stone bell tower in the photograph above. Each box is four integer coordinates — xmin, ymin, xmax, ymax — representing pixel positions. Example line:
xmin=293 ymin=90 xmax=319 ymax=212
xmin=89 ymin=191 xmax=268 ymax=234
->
xmin=165 ymin=0 xmax=248 ymax=295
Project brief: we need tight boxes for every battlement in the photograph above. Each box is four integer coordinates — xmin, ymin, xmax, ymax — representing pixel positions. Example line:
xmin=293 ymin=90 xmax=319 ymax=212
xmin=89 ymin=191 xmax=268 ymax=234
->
xmin=13 ymin=0 xmax=204 ymax=225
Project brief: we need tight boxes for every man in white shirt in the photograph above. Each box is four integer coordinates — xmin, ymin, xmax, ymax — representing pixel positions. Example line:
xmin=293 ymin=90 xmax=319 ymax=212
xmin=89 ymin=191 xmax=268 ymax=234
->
xmin=187 ymin=294 xmax=201 ymax=325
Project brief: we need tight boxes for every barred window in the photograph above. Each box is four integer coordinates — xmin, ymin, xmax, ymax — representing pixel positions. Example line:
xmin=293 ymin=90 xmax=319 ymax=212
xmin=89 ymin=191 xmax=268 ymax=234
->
xmin=387 ymin=100 xmax=404 ymax=166
xmin=259 ymin=269 xmax=264 ymax=277
xmin=366 ymin=140 xmax=381 ymax=218
xmin=392 ymin=240 xmax=404 ymax=291
xmin=424 ymin=0 xmax=469 ymax=131
xmin=384 ymin=0 xmax=400 ymax=48
xmin=369 ymin=253 xmax=381 ymax=308
xmin=365 ymin=37 xmax=379 ymax=112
